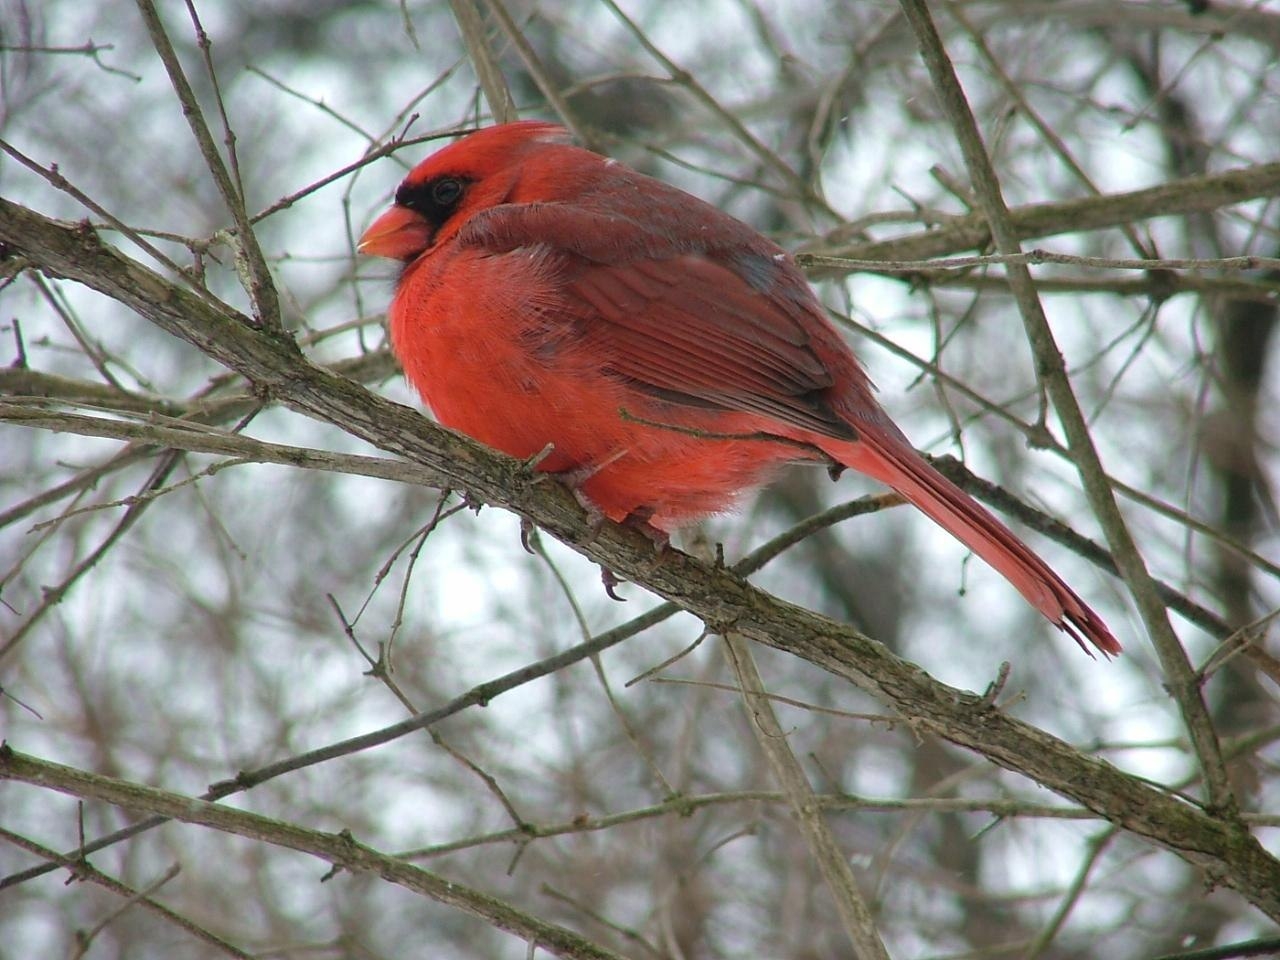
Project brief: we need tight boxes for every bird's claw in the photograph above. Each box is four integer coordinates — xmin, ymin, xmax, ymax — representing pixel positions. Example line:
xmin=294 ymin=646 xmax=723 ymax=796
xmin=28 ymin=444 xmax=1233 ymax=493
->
xmin=523 ymin=443 xmax=557 ymax=475
xmin=519 ymin=516 xmax=538 ymax=554
xmin=621 ymin=507 xmax=670 ymax=554
xmin=601 ymin=567 xmax=626 ymax=601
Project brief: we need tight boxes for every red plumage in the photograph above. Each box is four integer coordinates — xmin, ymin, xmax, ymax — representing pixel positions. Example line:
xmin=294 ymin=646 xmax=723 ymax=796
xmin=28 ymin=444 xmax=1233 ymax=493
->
xmin=360 ymin=121 xmax=1120 ymax=657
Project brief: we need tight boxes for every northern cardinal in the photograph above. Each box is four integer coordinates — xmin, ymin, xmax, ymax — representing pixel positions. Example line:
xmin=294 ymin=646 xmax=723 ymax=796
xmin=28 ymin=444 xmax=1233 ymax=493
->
xmin=360 ymin=121 xmax=1120 ymax=656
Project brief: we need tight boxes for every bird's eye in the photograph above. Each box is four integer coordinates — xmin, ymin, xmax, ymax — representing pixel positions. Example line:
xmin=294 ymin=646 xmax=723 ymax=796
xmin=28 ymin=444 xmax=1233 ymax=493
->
xmin=431 ymin=177 xmax=464 ymax=207
xmin=395 ymin=175 xmax=468 ymax=223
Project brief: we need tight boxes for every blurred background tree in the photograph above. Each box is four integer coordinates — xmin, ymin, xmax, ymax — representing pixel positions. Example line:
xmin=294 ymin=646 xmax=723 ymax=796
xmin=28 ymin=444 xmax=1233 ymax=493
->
xmin=2 ymin=1 xmax=1278 ymax=957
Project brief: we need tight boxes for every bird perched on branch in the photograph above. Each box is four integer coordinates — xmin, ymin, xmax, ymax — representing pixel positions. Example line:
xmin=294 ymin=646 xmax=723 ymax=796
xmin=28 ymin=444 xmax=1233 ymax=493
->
xmin=360 ymin=121 xmax=1119 ymax=657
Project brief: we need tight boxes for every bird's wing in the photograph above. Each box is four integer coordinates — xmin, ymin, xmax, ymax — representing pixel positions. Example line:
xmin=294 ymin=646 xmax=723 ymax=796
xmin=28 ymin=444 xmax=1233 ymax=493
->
xmin=459 ymin=200 xmax=861 ymax=440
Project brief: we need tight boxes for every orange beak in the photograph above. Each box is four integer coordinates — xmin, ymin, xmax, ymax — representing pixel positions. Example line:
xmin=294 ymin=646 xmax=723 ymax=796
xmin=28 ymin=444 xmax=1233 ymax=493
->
xmin=358 ymin=205 xmax=433 ymax=261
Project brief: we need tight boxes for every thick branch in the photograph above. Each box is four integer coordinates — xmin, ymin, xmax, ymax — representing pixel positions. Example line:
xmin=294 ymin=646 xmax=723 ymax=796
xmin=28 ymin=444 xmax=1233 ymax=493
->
xmin=4 ymin=198 xmax=1280 ymax=918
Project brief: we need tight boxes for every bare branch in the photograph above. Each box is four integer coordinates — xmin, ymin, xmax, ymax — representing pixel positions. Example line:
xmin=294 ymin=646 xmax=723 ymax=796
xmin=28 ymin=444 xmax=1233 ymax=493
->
xmin=133 ymin=0 xmax=281 ymax=329
xmin=722 ymin=634 xmax=891 ymax=959
xmin=897 ymin=0 xmax=1235 ymax=812
xmin=4 ymin=197 xmax=1280 ymax=918
xmin=448 ymin=0 xmax=518 ymax=123
xmin=803 ymin=160 xmax=1280 ymax=271
xmin=0 ymin=747 xmax=627 ymax=960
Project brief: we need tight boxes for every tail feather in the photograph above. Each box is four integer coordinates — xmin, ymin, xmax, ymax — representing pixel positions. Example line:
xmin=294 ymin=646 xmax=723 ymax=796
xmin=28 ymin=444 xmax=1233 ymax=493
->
xmin=830 ymin=434 xmax=1121 ymax=657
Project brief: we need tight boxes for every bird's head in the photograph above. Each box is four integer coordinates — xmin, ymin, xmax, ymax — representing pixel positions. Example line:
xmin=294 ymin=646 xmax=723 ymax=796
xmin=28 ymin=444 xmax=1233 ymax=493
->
xmin=358 ymin=121 xmax=573 ymax=262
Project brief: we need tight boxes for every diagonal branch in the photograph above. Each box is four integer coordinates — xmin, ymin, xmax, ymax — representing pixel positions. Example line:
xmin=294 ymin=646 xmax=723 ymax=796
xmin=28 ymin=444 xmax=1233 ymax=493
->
xmin=133 ymin=0 xmax=281 ymax=330
xmin=0 ymin=827 xmax=251 ymax=959
xmin=3 ymin=197 xmax=1280 ymax=918
xmin=722 ymin=634 xmax=891 ymax=960
xmin=0 ymin=747 xmax=626 ymax=960
xmin=484 ymin=0 xmax=588 ymax=142
xmin=896 ymin=0 xmax=1235 ymax=816
xmin=448 ymin=0 xmax=518 ymax=123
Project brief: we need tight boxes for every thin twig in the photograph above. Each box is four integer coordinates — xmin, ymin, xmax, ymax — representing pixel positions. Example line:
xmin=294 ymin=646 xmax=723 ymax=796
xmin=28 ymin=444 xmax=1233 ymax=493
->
xmin=0 ymin=828 xmax=250 ymax=959
xmin=533 ymin=536 xmax=677 ymax=795
xmin=484 ymin=0 xmax=588 ymax=143
xmin=330 ymin=577 xmax=533 ymax=840
xmin=648 ymin=676 xmax=895 ymax=724
xmin=1151 ymin=936 xmax=1280 ymax=960
xmin=913 ymin=271 xmax=1280 ymax=306
xmin=182 ymin=1 xmax=244 ymax=201
xmin=943 ymin=0 xmax=1153 ymax=259
xmin=69 ymin=864 xmax=185 ymax=960
xmin=0 ymin=451 xmax=182 ymax=660
xmin=133 ymin=0 xmax=281 ymax=330
xmin=0 ymin=40 xmax=141 ymax=80
xmin=597 ymin=0 xmax=836 ymax=219
xmin=799 ymin=249 xmax=1280 ymax=275
xmin=803 ymin=160 xmax=1280 ymax=270
xmin=400 ymin=789 xmax=1104 ymax=860
xmin=540 ymin=884 xmax=667 ymax=960
xmin=721 ymin=633 xmax=891 ymax=960
xmin=833 ymin=315 xmax=1280 ymax=586
xmin=0 ymin=137 xmax=216 ymax=302
xmin=1023 ymin=827 xmax=1118 ymax=959
xmin=0 ymin=749 xmax=626 ymax=960
xmin=0 ymin=403 xmax=452 ymax=491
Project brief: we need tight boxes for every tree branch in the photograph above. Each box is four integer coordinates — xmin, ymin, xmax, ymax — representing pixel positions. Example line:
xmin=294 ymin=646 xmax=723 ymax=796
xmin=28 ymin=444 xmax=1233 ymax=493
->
xmin=0 ymin=747 xmax=627 ymax=960
xmin=133 ymin=0 xmax=281 ymax=330
xmin=896 ymin=0 xmax=1235 ymax=815
xmin=3 ymin=196 xmax=1280 ymax=918
xmin=722 ymin=633 xmax=890 ymax=959
xmin=802 ymin=160 xmax=1280 ymax=271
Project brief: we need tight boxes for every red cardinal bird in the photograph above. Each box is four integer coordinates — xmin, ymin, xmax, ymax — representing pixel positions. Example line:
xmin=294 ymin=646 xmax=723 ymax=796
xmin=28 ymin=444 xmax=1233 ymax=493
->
xmin=360 ymin=121 xmax=1120 ymax=656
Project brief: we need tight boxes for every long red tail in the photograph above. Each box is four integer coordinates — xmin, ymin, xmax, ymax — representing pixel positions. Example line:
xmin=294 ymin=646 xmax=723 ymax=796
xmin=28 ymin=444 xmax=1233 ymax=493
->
xmin=827 ymin=433 xmax=1121 ymax=657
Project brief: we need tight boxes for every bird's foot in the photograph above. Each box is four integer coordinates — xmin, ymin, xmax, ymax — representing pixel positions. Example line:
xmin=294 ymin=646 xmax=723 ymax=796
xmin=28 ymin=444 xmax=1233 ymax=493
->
xmin=534 ymin=449 xmax=625 ymax=490
xmin=597 ymin=510 xmax=671 ymax=602
xmin=620 ymin=506 xmax=670 ymax=553
xmin=519 ymin=516 xmax=538 ymax=554
xmin=522 ymin=442 xmax=557 ymax=474
xmin=600 ymin=566 xmax=626 ymax=601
